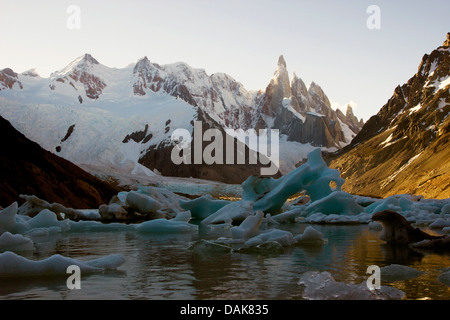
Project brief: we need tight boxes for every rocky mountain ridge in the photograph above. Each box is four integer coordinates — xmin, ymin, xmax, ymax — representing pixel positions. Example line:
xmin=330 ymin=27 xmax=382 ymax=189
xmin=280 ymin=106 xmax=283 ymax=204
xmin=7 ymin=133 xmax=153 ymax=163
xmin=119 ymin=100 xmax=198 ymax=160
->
xmin=0 ymin=53 xmax=363 ymax=183
xmin=327 ymin=33 xmax=450 ymax=199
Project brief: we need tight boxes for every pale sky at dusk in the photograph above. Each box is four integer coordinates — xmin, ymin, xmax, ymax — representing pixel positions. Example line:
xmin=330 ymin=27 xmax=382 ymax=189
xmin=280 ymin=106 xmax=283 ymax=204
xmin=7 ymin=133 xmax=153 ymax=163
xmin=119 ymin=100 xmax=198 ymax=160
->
xmin=1 ymin=0 xmax=449 ymax=121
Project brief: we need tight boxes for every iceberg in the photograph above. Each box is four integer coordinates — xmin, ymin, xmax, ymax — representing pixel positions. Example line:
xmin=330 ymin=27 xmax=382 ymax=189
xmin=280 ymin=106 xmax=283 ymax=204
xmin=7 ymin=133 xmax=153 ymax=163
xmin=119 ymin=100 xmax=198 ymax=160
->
xmin=294 ymin=226 xmax=327 ymax=245
xmin=0 ymin=232 xmax=34 ymax=252
xmin=0 ymin=202 xmax=19 ymax=234
xmin=201 ymin=200 xmax=253 ymax=225
xmin=0 ymin=251 xmax=125 ymax=277
xmin=230 ymin=210 xmax=264 ymax=240
xmin=188 ymin=239 xmax=232 ymax=255
xmin=126 ymin=191 xmax=161 ymax=217
xmin=429 ymin=218 xmax=450 ymax=229
xmin=26 ymin=209 xmax=71 ymax=232
xmin=135 ymin=218 xmax=197 ymax=234
xmin=245 ymin=229 xmax=296 ymax=247
xmin=179 ymin=195 xmax=231 ymax=220
xmin=18 ymin=195 xmax=84 ymax=221
xmin=303 ymin=191 xmax=365 ymax=216
xmin=235 ymin=241 xmax=285 ymax=255
xmin=380 ymin=264 xmax=424 ymax=282
xmin=298 ymin=271 xmax=405 ymax=300
xmin=437 ymin=270 xmax=450 ymax=287
xmin=241 ymin=149 xmax=344 ymax=213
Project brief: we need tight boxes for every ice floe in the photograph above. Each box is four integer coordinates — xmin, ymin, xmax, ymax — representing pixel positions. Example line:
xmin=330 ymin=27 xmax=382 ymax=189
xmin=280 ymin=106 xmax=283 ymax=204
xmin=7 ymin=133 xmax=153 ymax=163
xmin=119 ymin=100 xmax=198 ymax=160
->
xmin=0 ymin=251 xmax=125 ymax=277
xmin=298 ymin=271 xmax=405 ymax=300
xmin=380 ymin=264 xmax=424 ymax=282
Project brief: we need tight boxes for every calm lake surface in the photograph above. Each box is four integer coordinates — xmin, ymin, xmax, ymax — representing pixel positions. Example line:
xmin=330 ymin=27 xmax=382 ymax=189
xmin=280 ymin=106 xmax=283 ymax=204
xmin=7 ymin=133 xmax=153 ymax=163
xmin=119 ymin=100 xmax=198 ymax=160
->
xmin=1 ymin=223 xmax=449 ymax=300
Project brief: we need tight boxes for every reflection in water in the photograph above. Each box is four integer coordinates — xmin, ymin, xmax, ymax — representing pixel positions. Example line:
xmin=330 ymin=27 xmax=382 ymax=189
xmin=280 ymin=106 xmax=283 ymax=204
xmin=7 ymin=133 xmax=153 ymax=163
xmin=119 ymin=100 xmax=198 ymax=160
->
xmin=0 ymin=225 xmax=449 ymax=300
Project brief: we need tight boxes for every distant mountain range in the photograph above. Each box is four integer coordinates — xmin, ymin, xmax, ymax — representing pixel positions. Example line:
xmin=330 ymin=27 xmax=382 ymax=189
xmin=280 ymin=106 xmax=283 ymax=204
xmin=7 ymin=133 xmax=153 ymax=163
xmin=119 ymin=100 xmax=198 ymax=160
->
xmin=327 ymin=33 xmax=450 ymax=199
xmin=0 ymin=53 xmax=363 ymax=184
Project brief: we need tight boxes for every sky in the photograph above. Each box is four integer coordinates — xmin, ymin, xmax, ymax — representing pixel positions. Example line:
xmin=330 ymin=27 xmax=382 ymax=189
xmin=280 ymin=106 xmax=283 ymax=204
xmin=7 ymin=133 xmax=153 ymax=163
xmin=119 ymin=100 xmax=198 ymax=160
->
xmin=1 ymin=0 xmax=449 ymax=121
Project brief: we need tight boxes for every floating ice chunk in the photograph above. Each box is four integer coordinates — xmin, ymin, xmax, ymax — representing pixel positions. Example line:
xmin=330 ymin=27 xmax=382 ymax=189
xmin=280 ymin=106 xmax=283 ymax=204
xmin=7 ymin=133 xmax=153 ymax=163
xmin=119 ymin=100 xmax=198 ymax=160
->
xmin=179 ymin=195 xmax=231 ymax=220
xmin=236 ymin=241 xmax=285 ymax=255
xmin=136 ymin=186 xmax=186 ymax=218
xmin=27 ymin=209 xmax=71 ymax=232
xmin=263 ymin=213 xmax=280 ymax=226
xmin=68 ymin=220 xmax=134 ymax=232
xmin=24 ymin=226 xmax=62 ymax=237
xmin=304 ymin=191 xmax=364 ymax=216
xmin=429 ymin=218 xmax=450 ymax=229
xmin=231 ymin=210 xmax=264 ymax=240
xmin=126 ymin=191 xmax=161 ymax=216
xmin=242 ymin=149 xmax=344 ymax=213
xmin=298 ymin=271 xmax=405 ymax=300
xmin=271 ymin=207 xmax=301 ymax=224
xmin=438 ymin=270 xmax=450 ymax=287
xmin=135 ymin=218 xmax=197 ymax=233
xmin=380 ymin=264 xmax=424 ymax=282
xmin=304 ymin=212 xmax=364 ymax=224
xmin=294 ymin=226 xmax=327 ymax=245
xmin=83 ymin=254 xmax=126 ymax=270
xmin=18 ymin=195 xmax=84 ymax=221
xmin=171 ymin=210 xmax=192 ymax=222
xmin=77 ymin=209 xmax=101 ymax=221
xmin=410 ymin=237 xmax=450 ymax=249
xmin=201 ymin=200 xmax=253 ymax=225
xmin=0 ymin=251 xmax=125 ymax=277
xmin=0 ymin=232 xmax=34 ymax=252
xmin=0 ymin=202 xmax=19 ymax=234
xmin=245 ymin=229 xmax=295 ymax=247
xmin=99 ymin=203 xmax=129 ymax=221
xmin=441 ymin=203 xmax=450 ymax=215
xmin=188 ymin=239 xmax=232 ymax=255
xmin=368 ymin=221 xmax=382 ymax=230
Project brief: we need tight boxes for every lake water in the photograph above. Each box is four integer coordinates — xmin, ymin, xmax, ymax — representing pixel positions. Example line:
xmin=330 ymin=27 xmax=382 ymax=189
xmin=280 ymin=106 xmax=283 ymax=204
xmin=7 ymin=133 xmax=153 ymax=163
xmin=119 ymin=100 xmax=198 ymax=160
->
xmin=1 ymin=223 xmax=449 ymax=300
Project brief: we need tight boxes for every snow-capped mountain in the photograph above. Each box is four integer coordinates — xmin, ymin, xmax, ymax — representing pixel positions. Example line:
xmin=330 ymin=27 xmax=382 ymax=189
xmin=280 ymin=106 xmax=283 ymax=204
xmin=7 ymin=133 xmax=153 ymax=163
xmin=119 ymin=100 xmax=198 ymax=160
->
xmin=0 ymin=53 xmax=363 ymax=183
xmin=255 ymin=55 xmax=363 ymax=149
xmin=328 ymin=33 xmax=450 ymax=199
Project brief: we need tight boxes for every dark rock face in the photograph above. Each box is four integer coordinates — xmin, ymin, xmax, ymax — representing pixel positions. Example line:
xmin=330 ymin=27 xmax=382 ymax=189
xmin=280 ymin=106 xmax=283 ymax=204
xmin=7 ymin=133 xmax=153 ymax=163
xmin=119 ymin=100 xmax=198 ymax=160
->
xmin=328 ymin=34 xmax=450 ymax=199
xmin=0 ymin=116 xmax=119 ymax=208
xmin=122 ymin=124 xmax=152 ymax=143
xmin=138 ymin=109 xmax=281 ymax=184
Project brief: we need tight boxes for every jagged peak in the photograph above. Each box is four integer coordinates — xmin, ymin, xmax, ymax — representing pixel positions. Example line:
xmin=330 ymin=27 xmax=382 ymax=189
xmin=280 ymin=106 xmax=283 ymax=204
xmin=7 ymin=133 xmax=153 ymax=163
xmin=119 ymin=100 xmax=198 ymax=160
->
xmin=1 ymin=68 xmax=18 ymax=77
xmin=443 ymin=32 xmax=450 ymax=47
xmin=133 ymin=56 xmax=154 ymax=73
xmin=346 ymin=104 xmax=354 ymax=116
xmin=137 ymin=56 xmax=150 ymax=63
xmin=277 ymin=55 xmax=287 ymax=68
xmin=308 ymin=81 xmax=320 ymax=93
xmin=82 ymin=53 xmax=99 ymax=65
xmin=51 ymin=53 xmax=100 ymax=78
